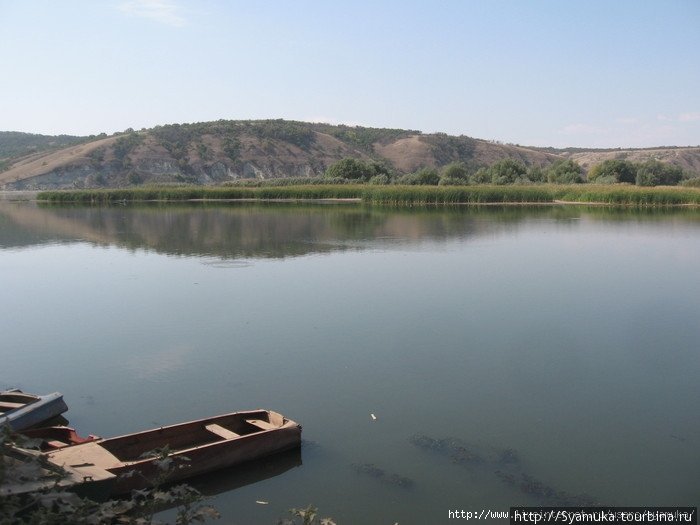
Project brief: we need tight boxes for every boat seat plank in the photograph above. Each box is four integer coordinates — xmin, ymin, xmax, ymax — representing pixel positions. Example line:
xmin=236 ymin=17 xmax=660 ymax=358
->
xmin=0 ymin=401 xmax=24 ymax=410
xmin=205 ymin=423 xmax=240 ymax=439
xmin=245 ymin=419 xmax=276 ymax=431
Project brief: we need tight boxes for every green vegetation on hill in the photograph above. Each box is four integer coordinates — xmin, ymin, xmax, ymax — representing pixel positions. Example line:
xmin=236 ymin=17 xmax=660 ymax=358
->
xmin=532 ymin=145 xmax=700 ymax=154
xmin=150 ymin=119 xmax=316 ymax=151
xmin=3 ymin=120 xmax=700 ymax=190
xmin=113 ymin=132 xmax=143 ymax=167
xmin=0 ymin=131 xmax=86 ymax=162
xmin=309 ymin=123 xmax=417 ymax=153
xmin=420 ymin=133 xmax=477 ymax=165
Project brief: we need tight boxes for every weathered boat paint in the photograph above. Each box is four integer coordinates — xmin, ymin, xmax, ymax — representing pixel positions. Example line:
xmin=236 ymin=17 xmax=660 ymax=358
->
xmin=0 ymin=389 xmax=68 ymax=431
xmin=44 ymin=409 xmax=301 ymax=495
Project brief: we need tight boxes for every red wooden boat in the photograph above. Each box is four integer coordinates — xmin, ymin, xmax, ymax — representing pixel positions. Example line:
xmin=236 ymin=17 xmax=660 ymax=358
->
xmin=44 ymin=409 xmax=301 ymax=495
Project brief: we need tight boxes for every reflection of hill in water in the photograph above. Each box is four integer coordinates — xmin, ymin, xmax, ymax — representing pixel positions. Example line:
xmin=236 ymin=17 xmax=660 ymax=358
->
xmin=1 ymin=202 xmax=698 ymax=259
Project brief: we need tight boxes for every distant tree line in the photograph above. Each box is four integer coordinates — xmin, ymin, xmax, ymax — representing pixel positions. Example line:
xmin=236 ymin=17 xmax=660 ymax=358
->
xmin=324 ymin=157 xmax=697 ymax=187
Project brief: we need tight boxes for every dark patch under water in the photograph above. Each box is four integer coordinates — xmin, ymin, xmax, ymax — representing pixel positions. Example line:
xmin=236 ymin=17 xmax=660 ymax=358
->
xmin=410 ymin=433 xmax=598 ymax=506
xmin=351 ymin=463 xmax=415 ymax=489
xmin=409 ymin=433 xmax=518 ymax=467
xmin=495 ymin=471 xmax=599 ymax=506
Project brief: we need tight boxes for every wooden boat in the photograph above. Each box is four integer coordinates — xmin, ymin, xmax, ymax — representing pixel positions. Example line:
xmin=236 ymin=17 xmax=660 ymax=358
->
xmin=0 ymin=389 xmax=68 ymax=431
xmin=21 ymin=426 xmax=100 ymax=451
xmin=0 ymin=446 xmax=116 ymax=502
xmin=44 ymin=409 xmax=301 ymax=495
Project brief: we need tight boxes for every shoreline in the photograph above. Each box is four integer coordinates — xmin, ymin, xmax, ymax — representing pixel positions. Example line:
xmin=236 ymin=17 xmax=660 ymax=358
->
xmin=7 ymin=184 xmax=700 ymax=207
xmin=21 ymin=197 xmax=700 ymax=207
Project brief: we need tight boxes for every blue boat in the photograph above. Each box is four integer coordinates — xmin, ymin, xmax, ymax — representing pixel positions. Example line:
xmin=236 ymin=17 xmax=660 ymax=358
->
xmin=0 ymin=389 xmax=68 ymax=431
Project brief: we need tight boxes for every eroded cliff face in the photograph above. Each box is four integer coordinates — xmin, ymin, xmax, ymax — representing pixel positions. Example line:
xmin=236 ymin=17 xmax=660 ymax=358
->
xmin=2 ymin=124 xmax=366 ymax=189
xmin=6 ymin=119 xmax=697 ymax=190
xmin=5 ymin=156 xmax=327 ymax=190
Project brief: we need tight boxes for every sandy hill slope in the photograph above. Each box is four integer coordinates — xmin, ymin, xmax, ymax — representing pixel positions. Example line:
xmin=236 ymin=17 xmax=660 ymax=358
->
xmin=1 ymin=120 xmax=699 ymax=189
xmin=0 ymin=136 xmax=119 ymax=186
xmin=563 ymin=147 xmax=700 ymax=173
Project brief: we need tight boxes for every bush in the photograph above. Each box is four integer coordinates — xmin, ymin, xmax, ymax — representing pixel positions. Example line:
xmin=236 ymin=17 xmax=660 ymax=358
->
xmin=247 ymin=120 xmax=315 ymax=150
xmin=398 ymin=167 xmax=440 ymax=185
xmin=546 ymin=159 xmax=583 ymax=184
xmin=489 ymin=158 xmax=527 ymax=184
xmin=527 ymin=166 xmax=546 ymax=183
xmin=587 ymin=159 xmax=636 ymax=184
xmin=439 ymin=162 xmax=470 ymax=185
xmin=325 ymin=158 xmax=387 ymax=181
xmin=127 ymin=171 xmax=144 ymax=185
xmin=113 ymin=133 xmax=143 ymax=168
xmin=635 ymin=159 xmax=684 ymax=186
xmin=680 ymin=177 xmax=700 ymax=187
xmin=438 ymin=175 xmax=467 ymax=186
xmin=470 ymin=167 xmax=491 ymax=184
xmin=368 ymin=174 xmax=390 ymax=185
xmin=592 ymin=175 xmax=618 ymax=185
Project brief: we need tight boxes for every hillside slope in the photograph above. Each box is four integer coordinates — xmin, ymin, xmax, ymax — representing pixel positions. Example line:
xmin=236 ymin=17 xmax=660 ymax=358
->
xmin=0 ymin=131 xmax=85 ymax=161
xmin=0 ymin=136 xmax=119 ymax=187
xmin=564 ymin=147 xmax=700 ymax=173
xmin=1 ymin=120 xmax=699 ymax=189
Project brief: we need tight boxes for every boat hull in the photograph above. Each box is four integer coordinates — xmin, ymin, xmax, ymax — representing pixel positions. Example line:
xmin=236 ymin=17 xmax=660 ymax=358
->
xmin=0 ymin=390 xmax=68 ymax=431
xmin=44 ymin=409 xmax=302 ymax=495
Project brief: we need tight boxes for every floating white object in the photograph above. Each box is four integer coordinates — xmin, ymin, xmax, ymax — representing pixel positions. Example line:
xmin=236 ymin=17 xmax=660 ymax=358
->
xmin=256 ymin=500 xmax=269 ymax=505
xmin=370 ymin=413 xmax=377 ymax=420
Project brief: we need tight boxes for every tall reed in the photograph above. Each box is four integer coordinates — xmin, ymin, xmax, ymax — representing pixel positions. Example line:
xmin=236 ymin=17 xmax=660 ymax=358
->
xmin=37 ymin=184 xmax=700 ymax=206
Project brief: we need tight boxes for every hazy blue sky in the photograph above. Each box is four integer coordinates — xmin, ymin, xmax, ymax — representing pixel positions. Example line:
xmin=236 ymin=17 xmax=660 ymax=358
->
xmin=1 ymin=1 xmax=698 ymax=147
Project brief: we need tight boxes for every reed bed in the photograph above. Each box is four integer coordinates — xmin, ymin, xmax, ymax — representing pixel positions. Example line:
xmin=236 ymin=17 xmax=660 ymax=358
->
xmin=552 ymin=185 xmax=700 ymax=206
xmin=361 ymin=185 xmax=554 ymax=204
xmin=38 ymin=184 xmax=700 ymax=206
xmin=38 ymin=185 xmax=366 ymax=203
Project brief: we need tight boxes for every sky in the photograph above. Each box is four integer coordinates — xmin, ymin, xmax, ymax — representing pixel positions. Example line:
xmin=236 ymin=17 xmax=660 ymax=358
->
xmin=1 ymin=0 xmax=699 ymax=148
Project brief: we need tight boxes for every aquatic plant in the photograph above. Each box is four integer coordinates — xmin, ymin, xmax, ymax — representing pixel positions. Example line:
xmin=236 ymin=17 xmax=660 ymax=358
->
xmin=410 ymin=434 xmax=486 ymax=466
xmin=282 ymin=505 xmax=336 ymax=525
xmin=411 ymin=433 xmax=599 ymax=507
xmin=351 ymin=463 xmax=414 ymax=488
xmin=37 ymin=183 xmax=700 ymax=206
xmin=495 ymin=471 xmax=599 ymax=506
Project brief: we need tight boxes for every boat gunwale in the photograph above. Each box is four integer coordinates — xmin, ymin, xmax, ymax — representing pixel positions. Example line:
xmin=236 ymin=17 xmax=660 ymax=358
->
xmin=98 ymin=409 xmax=294 ymax=444
xmin=115 ymin=424 xmax=298 ymax=468
xmin=52 ymin=409 xmax=300 ymax=466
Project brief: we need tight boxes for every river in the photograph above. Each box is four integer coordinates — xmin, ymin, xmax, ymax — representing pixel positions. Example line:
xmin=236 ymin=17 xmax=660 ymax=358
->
xmin=1 ymin=201 xmax=698 ymax=523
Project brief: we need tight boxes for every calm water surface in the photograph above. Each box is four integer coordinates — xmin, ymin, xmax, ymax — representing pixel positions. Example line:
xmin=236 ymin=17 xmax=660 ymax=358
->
xmin=1 ymin=202 xmax=699 ymax=523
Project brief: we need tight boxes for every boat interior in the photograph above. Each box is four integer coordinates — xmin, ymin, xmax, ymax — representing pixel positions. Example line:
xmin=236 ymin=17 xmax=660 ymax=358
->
xmin=98 ymin=410 xmax=288 ymax=462
xmin=0 ymin=391 xmax=37 ymax=414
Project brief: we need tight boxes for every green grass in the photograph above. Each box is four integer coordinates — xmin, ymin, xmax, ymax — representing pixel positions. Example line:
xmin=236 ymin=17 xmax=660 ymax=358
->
xmin=37 ymin=185 xmax=365 ymax=203
xmin=552 ymin=184 xmax=700 ymax=205
xmin=37 ymin=184 xmax=700 ymax=206
xmin=360 ymin=185 xmax=553 ymax=204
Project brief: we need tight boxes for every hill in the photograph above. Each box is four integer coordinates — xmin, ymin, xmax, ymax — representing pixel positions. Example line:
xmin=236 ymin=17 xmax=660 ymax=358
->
xmin=1 ymin=120 xmax=699 ymax=189
xmin=0 ymin=131 xmax=87 ymax=172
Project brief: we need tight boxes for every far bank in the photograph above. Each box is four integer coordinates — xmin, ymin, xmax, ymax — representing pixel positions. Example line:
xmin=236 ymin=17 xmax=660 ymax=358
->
xmin=37 ymin=184 xmax=700 ymax=207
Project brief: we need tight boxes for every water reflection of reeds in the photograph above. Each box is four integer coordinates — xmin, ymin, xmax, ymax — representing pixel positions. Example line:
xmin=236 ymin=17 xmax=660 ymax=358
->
xmin=5 ymin=202 xmax=699 ymax=259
